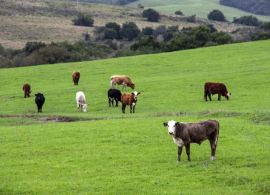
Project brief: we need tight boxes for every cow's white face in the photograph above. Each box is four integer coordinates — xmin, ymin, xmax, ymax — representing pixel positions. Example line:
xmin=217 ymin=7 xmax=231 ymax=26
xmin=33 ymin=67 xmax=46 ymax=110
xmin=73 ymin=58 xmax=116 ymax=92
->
xmin=82 ymin=104 xmax=87 ymax=112
xmin=164 ymin=120 xmax=177 ymax=136
xmin=227 ymin=92 xmax=231 ymax=97
xmin=132 ymin=91 xmax=140 ymax=101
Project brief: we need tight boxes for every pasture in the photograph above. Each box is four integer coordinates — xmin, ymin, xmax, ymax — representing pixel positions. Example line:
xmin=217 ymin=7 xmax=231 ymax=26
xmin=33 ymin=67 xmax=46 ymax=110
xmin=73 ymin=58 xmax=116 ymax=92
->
xmin=128 ymin=0 xmax=270 ymax=21
xmin=0 ymin=40 xmax=270 ymax=194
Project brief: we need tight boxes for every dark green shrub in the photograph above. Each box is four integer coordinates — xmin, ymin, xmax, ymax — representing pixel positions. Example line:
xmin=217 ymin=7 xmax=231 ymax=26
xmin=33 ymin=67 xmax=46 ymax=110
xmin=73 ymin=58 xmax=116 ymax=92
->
xmin=233 ymin=15 xmax=261 ymax=26
xmin=208 ymin=10 xmax=226 ymax=21
xmin=142 ymin=27 xmax=154 ymax=36
xmin=121 ymin=22 xmax=140 ymax=41
xmin=142 ymin=8 xmax=160 ymax=22
xmin=175 ymin=10 xmax=184 ymax=16
xmin=73 ymin=14 xmax=94 ymax=27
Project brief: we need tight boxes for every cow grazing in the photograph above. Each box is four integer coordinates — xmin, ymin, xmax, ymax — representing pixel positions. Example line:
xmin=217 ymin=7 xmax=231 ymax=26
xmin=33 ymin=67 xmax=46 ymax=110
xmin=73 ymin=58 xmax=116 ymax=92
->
xmin=76 ymin=91 xmax=87 ymax=112
xmin=22 ymin=83 xmax=31 ymax=98
xmin=163 ymin=120 xmax=219 ymax=162
xmin=204 ymin=82 xmax=231 ymax=101
xmin=72 ymin=71 xmax=80 ymax=85
xmin=110 ymin=75 xmax=135 ymax=90
xmin=121 ymin=91 xmax=140 ymax=113
xmin=35 ymin=93 xmax=45 ymax=112
xmin=108 ymin=88 xmax=122 ymax=107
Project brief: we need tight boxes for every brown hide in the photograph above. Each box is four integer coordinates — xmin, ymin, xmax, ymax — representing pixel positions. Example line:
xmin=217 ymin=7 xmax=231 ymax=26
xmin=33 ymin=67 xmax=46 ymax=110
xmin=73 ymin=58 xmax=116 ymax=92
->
xmin=204 ymin=82 xmax=230 ymax=101
xmin=72 ymin=71 xmax=80 ymax=85
xmin=111 ymin=75 xmax=135 ymax=89
xmin=22 ymin=83 xmax=31 ymax=98
xmin=121 ymin=92 xmax=139 ymax=113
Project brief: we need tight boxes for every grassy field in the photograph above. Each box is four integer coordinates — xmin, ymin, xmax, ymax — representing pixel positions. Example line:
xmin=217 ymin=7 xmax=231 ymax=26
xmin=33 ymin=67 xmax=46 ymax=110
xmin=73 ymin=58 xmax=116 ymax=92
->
xmin=128 ymin=0 xmax=270 ymax=21
xmin=0 ymin=40 xmax=270 ymax=194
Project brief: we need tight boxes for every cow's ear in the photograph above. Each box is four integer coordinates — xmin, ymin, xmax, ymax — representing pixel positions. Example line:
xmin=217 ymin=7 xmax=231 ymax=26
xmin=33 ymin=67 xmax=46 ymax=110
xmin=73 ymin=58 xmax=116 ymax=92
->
xmin=163 ymin=122 xmax=168 ymax=127
xmin=131 ymin=92 xmax=134 ymax=95
xmin=137 ymin=92 xmax=141 ymax=95
xmin=35 ymin=94 xmax=38 ymax=96
xmin=175 ymin=122 xmax=180 ymax=127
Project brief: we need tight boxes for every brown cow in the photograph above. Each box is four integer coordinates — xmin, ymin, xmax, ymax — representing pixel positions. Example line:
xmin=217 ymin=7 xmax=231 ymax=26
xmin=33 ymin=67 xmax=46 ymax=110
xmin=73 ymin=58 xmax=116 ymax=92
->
xmin=72 ymin=71 xmax=80 ymax=85
xmin=110 ymin=75 xmax=135 ymax=90
xmin=22 ymin=83 xmax=31 ymax=98
xmin=121 ymin=91 xmax=140 ymax=113
xmin=204 ymin=82 xmax=231 ymax=101
xmin=163 ymin=120 xmax=219 ymax=162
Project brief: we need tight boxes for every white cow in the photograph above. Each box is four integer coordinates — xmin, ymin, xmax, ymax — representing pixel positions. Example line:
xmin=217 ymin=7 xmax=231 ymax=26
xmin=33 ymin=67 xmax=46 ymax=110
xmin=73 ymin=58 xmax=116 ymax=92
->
xmin=76 ymin=91 xmax=87 ymax=112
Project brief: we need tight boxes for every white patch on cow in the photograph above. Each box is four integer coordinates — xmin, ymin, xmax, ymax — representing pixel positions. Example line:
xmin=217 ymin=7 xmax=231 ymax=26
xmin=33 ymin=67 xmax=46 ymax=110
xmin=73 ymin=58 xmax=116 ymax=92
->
xmin=211 ymin=156 xmax=215 ymax=160
xmin=82 ymin=104 xmax=87 ymax=112
xmin=173 ymin=137 xmax=184 ymax=147
xmin=133 ymin=91 xmax=139 ymax=96
xmin=167 ymin=120 xmax=176 ymax=135
xmin=76 ymin=91 xmax=87 ymax=112
xmin=132 ymin=102 xmax=136 ymax=107
xmin=227 ymin=92 xmax=231 ymax=97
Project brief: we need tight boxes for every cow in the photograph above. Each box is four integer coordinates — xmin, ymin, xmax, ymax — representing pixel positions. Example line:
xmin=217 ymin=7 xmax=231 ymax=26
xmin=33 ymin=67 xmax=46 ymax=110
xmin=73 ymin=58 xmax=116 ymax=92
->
xmin=163 ymin=120 xmax=219 ymax=162
xmin=72 ymin=71 xmax=80 ymax=85
xmin=204 ymin=82 xmax=231 ymax=101
xmin=35 ymin=93 xmax=45 ymax=112
xmin=110 ymin=75 xmax=135 ymax=90
xmin=121 ymin=91 xmax=140 ymax=113
xmin=108 ymin=88 xmax=122 ymax=107
xmin=76 ymin=91 xmax=87 ymax=112
xmin=22 ymin=83 xmax=31 ymax=98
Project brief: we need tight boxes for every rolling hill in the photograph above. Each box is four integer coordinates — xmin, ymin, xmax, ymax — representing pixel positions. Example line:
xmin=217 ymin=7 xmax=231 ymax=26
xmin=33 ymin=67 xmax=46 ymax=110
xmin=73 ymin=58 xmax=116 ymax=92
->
xmin=128 ymin=0 xmax=270 ymax=21
xmin=0 ymin=40 xmax=269 ymax=194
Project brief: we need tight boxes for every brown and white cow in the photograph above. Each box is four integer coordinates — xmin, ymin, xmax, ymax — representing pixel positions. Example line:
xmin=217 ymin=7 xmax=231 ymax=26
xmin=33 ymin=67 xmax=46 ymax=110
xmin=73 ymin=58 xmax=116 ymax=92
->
xmin=163 ymin=120 xmax=219 ymax=162
xmin=22 ymin=83 xmax=31 ymax=98
xmin=204 ymin=82 xmax=231 ymax=101
xmin=121 ymin=91 xmax=140 ymax=113
xmin=72 ymin=71 xmax=80 ymax=85
xmin=110 ymin=75 xmax=135 ymax=90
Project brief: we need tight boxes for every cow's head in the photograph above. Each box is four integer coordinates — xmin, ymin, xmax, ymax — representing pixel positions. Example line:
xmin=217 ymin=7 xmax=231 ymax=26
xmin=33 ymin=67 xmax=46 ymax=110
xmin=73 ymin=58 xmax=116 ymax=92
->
xmin=82 ymin=104 xmax=87 ymax=112
xmin=132 ymin=91 xmax=140 ymax=102
xmin=163 ymin=120 xmax=179 ymax=136
xmin=225 ymin=92 xmax=231 ymax=100
xmin=130 ymin=83 xmax=135 ymax=89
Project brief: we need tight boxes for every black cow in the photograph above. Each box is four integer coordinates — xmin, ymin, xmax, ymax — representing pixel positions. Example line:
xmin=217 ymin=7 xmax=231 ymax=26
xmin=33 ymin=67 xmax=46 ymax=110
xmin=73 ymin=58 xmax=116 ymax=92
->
xmin=108 ymin=89 xmax=122 ymax=107
xmin=35 ymin=93 xmax=45 ymax=112
xmin=163 ymin=120 xmax=219 ymax=162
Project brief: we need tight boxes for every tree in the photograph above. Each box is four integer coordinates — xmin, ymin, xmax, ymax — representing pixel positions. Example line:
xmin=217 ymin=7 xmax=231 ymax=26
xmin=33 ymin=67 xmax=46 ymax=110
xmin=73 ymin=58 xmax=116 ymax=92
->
xmin=105 ymin=22 xmax=121 ymax=39
xmin=175 ymin=10 xmax=184 ymax=16
xmin=121 ymin=22 xmax=140 ymax=41
xmin=233 ymin=15 xmax=261 ymax=26
xmin=142 ymin=27 xmax=154 ymax=36
xmin=73 ymin=14 xmax=94 ymax=27
xmin=208 ymin=10 xmax=226 ymax=22
xmin=142 ymin=9 xmax=160 ymax=22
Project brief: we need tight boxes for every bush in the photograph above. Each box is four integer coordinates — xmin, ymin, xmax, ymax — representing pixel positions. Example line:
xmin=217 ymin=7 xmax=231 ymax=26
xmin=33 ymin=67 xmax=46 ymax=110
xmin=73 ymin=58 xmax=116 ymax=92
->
xmin=73 ymin=14 xmax=94 ymax=27
xmin=23 ymin=42 xmax=46 ymax=55
xmin=175 ymin=10 xmax=184 ymax=16
xmin=260 ymin=22 xmax=270 ymax=30
xmin=142 ymin=8 xmax=160 ymax=22
xmin=104 ymin=28 xmax=118 ymax=40
xmin=105 ymin=22 xmax=121 ymax=39
xmin=121 ymin=22 xmax=140 ymax=41
xmin=142 ymin=27 xmax=154 ymax=36
xmin=208 ymin=10 xmax=226 ymax=22
xmin=233 ymin=15 xmax=261 ymax=26
xmin=186 ymin=15 xmax=196 ymax=23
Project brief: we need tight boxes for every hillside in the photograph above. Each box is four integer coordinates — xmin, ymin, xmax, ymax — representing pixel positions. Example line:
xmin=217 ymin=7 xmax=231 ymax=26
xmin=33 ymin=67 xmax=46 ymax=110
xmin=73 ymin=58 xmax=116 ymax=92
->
xmin=0 ymin=0 xmax=247 ymax=49
xmin=128 ymin=0 xmax=270 ymax=21
xmin=220 ymin=0 xmax=270 ymax=16
xmin=0 ymin=41 xmax=270 ymax=194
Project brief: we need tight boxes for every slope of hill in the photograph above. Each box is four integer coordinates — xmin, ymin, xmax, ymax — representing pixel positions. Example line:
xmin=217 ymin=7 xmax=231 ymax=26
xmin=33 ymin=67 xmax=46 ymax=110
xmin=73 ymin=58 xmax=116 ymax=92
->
xmin=220 ymin=0 xmax=270 ymax=16
xmin=128 ymin=0 xmax=270 ymax=21
xmin=0 ymin=41 xmax=269 ymax=194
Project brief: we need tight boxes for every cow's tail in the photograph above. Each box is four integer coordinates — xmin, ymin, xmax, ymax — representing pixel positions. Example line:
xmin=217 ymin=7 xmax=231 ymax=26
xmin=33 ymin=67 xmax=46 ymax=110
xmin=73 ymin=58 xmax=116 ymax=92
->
xmin=215 ymin=121 xmax=219 ymax=147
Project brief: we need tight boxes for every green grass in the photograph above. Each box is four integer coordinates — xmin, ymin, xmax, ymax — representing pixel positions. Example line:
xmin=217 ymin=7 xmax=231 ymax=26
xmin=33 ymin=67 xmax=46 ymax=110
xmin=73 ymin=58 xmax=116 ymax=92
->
xmin=0 ymin=40 xmax=270 ymax=194
xmin=128 ymin=0 xmax=270 ymax=21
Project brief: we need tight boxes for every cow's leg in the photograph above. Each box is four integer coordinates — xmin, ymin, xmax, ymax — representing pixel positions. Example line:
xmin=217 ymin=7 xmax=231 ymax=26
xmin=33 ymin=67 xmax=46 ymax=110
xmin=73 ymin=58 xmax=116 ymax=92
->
xmin=112 ymin=98 xmax=114 ymax=107
xmin=130 ymin=105 xmax=133 ymax=113
xmin=133 ymin=105 xmax=135 ymax=113
xmin=185 ymin=144 xmax=191 ymax=161
xmin=122 ymin=104 xmax=126 ymax=113
xmin=177 ymin=146 xmax=183 ymax=162
xmin=204 ymin=91 xmax=208 ymax=101
xmin=218 ymin=94 xmax=221 ymax=101
xmin=116 ymin=100 xmax=118 ymax=107
xmin=208 ymin=93 xmax=212 ymax=101
xmin=209 ymin=133 xmax=218 ymax=160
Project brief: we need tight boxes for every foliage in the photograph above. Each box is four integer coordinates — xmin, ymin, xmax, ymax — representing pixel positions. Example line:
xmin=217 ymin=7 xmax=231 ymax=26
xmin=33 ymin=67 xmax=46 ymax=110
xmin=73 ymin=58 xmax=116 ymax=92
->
xmin=121 ymin=22 xmax=140 ymax=41
xmin=175 ymin=10 xmax=184 ymax=16
xmin=208 ymin=9 xmax=226 ymax=21
xmin=141 ymin=27 xmax=154 ymax=36
xmin=220 ymin=0 xmax=270 ymax=16
xmin=233 ymin=15 xmax=261 ymax=26
xmin=142 ymin=8 xmax=160 ymax=22
xmin=105 ymin=22 xmax=121 ymax=39
xmin=73 ymin=14 xmax=94 ymax=27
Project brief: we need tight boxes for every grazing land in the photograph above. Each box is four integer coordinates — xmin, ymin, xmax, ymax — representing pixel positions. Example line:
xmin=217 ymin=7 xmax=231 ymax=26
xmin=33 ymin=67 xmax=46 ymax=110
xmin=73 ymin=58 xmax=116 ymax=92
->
xmin=128 ymin=0 xmax=270 ymax=21
xmin=0 ymin=40 xmax=270 ymax=194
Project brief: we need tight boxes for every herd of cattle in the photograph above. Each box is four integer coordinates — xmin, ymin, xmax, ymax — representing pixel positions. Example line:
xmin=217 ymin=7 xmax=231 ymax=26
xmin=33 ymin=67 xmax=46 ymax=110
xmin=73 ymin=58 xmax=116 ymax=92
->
xmin=21 ymin=71 xmax=231 ymax=162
